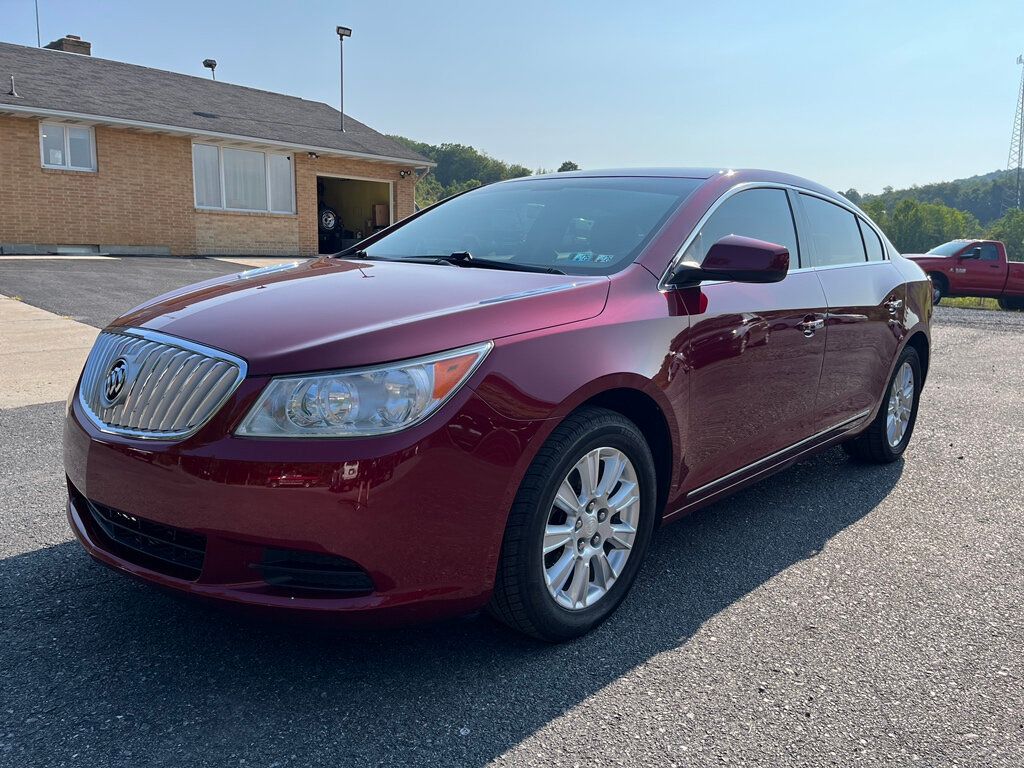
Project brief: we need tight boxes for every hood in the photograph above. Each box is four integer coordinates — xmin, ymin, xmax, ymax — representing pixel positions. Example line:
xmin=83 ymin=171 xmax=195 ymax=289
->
xmin=903 ymin=253 xmax=946 ymax=263
xmin=113 ymin=258 xmax=610 ymax=375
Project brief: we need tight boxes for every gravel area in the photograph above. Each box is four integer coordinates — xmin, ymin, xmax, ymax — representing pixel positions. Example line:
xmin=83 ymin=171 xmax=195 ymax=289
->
xmin=0 ymin=268 xmax=1021 ymax=767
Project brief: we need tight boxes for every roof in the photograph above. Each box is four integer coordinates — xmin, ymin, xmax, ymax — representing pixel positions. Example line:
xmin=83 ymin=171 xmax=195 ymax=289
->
xmin=0 ymin=41 xmax=432 ymax=166
xmin=529 ymin=167 xmax=722 ymax=179
xmin=510 ymin=167 xmax=843 ymax=200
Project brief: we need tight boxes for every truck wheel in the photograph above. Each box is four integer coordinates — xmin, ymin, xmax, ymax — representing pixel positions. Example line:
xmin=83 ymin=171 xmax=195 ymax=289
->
xmin=998 ymin=297 xmax=1024 ymax=311
xmin=488 ymin=407 xmax=657 ymax=642
xmin=843 ymin=346 xmax=922 ymax=464
xmin=928 ymin=274 xmax=946 ymax=305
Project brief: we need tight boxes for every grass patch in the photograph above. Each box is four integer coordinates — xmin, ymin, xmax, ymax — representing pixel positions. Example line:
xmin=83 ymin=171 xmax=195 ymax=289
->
xmin=941 ymin=296 xmax=1002 ymax=311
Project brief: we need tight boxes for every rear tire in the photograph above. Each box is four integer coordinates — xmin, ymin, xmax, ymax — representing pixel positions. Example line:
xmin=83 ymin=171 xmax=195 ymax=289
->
xmin=488 ymin=407 xmax=657 ymax=642
xmin=998 ymin=297 xmax=1024 ymax=311
xmin=843 ymin=346 xmax=922 ymax=464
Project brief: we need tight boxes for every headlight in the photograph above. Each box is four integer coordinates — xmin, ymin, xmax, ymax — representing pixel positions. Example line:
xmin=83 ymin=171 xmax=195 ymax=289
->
xmin=235 ymin=341 xmax=492 ymax=438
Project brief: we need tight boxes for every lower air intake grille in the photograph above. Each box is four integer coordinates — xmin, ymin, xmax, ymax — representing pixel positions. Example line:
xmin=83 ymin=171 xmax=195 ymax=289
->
xmin=72 ymin=484 xmax=206 ymax=580
xmin=255 ymin=548 xmax=374 ymax=595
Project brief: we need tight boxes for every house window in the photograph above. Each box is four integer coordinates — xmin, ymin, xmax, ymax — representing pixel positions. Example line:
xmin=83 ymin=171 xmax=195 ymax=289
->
xmin=39 ymin=123 xmax=96 ymax=171
xmin=192 ymin=143 xmax=295 ymax=214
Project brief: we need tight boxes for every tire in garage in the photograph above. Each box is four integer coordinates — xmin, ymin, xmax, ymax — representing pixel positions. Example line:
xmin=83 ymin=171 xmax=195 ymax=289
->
xmin=319 ymin=206 xmax=339 ymax=233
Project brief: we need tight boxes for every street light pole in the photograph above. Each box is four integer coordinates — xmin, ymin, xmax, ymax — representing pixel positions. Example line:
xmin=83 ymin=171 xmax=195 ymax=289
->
xmin=336 ymin=26 xmax=352 ymax=132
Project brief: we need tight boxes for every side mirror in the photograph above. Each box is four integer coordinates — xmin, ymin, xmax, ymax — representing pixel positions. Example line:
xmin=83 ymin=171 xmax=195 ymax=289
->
xmin=667 ymin=235 xmax=790 ymax=287
xmin=960 ymin=247 xmax=982 ymax=260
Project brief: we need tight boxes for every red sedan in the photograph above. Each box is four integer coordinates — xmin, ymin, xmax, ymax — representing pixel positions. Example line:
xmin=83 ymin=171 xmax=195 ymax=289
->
xmin=64 ymin=169 xmax=931 ymax=641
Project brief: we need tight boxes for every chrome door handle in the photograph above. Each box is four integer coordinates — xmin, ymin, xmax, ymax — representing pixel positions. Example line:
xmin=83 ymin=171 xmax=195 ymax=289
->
xmin=799 ymin=317 xmax=825 ymax=336
xmin=884 ymin=299 xmax=903 ymax=314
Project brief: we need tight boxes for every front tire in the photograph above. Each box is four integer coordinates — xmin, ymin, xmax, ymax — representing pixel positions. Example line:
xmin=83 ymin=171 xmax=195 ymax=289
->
xmin=929 ymin=274 xmax=946 ymax=305
xmin=488 ymin=407 xmax=657 ymax=641
xmin=843 ymin=346 xmax=922 ymax=463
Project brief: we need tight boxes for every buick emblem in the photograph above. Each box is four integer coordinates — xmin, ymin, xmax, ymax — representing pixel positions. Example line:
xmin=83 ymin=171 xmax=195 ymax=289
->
xmin=100 ymin=357 xmax=130 ymax=407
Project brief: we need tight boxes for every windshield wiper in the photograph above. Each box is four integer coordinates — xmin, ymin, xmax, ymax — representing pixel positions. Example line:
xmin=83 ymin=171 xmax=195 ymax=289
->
xmin=401 ymin=252 xmax=566 ymax=275
xmin=340 ymin=250 xmax=565 ymax=274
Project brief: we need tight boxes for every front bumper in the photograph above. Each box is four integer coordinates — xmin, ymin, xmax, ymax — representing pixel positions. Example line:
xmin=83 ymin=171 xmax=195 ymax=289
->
xmin=64 ymin=383 xmax=546 ymax=624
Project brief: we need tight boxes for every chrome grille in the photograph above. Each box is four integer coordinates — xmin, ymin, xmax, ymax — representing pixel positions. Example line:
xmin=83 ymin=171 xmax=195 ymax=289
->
xmin=78 ymin=328 xmax=246 ymax=440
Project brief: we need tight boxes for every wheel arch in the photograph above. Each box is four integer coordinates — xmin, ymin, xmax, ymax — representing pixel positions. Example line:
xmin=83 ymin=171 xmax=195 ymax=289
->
xmin=927 ymin=271 xmax=948 ymax=295
xmin=903 ymin=330 xmax=930 ymax=385
xmin=577 ymin=387 xmax=675 ymax=522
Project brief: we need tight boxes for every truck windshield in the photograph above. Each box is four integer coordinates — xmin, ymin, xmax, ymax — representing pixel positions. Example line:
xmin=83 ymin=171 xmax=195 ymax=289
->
xmin=926 ymin=241 xmax=970 ymax=256
xmin=356 ymin=176 xmax=703 ymax=276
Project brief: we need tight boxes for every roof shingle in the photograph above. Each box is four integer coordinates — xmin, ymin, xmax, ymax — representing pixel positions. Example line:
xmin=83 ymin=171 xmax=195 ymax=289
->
xmin=0 ymin=41 xmax=431 ymax=165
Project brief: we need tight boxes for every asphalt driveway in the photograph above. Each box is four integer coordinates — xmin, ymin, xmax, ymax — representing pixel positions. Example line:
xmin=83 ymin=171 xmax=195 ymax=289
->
xmin=1 ymin=257 xmax=1021 ymax=767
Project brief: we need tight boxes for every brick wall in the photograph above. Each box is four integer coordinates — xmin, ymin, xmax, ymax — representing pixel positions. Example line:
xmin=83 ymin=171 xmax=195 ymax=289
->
xmin=0 ymin=114 xmax=196 ymax=254
xmin=0 ymin=114 xmax=419 ymax=257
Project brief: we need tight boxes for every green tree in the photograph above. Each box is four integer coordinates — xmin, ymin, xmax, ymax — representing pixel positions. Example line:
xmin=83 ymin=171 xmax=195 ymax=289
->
xmin=389 ymin=135 xmax=532 ymax=208
xmin=558 ymin=161 xmax=580 ymax=172
xmin=987 ymin=208 xmax=1024 ymax=262
xmin=884 ymin=199 xmax=982 ymax=253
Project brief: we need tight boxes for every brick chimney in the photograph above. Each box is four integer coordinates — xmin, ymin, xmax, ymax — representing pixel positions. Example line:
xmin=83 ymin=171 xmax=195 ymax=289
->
xmin=44 ymin=35 xmax=91 ymax=56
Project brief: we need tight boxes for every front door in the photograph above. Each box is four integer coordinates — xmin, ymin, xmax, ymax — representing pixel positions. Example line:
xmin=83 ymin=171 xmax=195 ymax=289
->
xmin=956 ymin=243 xmax=1007 ymax=295
xmin=674 ymin=187 xmax=828 ymax=495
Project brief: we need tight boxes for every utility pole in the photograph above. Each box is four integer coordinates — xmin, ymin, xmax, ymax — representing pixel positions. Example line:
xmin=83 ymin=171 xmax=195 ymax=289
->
xmin=1004 ymin=55 xmax=1024 ymax=212
xmin=34 ymin=0 xmax=41 ymax=47
xmin=336 ymin=26 xmax=352 ymax=132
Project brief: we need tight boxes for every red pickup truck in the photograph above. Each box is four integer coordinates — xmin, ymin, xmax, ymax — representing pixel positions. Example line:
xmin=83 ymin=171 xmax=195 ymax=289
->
xmin=905 ymin=240 xmax=1024 ymax=310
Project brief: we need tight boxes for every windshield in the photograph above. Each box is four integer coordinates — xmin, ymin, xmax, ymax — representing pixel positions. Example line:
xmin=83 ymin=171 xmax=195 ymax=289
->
xmin=926 ymin=240 xmax=969 ymax=256
xmin=357 ymin=176 xmax=703 ymax=276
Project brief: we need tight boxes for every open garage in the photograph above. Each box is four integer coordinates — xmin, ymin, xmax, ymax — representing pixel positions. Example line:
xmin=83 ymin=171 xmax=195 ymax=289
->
xmin=316 ymin=175 xmax=393 ymax=254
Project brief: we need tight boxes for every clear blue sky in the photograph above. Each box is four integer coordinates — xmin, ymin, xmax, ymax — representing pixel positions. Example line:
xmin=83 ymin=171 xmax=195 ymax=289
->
xmin=3 ymin=0 xmax=1022 ymax=193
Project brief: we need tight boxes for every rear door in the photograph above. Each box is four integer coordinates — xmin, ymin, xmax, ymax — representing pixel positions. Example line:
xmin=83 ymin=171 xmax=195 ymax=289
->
xmin=676 ymin=187 xmax=829 ymax=495
xmin=796 ymin=193 xmax=904 ymax=427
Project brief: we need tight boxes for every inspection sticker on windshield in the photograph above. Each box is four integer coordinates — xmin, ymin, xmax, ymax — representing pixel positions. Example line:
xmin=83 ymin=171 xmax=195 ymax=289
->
xmin=571 ymin=251 xmax=594 ymax=262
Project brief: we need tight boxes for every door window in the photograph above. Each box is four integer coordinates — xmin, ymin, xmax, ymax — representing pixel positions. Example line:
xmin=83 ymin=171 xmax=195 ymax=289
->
xmin=800 ymin=194 xmax=867 ymax=267
xmin=979 ymin=244 xmax=1000 ymax=261
xmin=681 ymin=188 xmax=801 ymax=267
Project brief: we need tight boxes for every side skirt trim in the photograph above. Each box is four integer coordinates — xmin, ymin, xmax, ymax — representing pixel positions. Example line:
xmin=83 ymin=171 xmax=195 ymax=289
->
xmin=683 ymin=409 xmax=872 ymax=502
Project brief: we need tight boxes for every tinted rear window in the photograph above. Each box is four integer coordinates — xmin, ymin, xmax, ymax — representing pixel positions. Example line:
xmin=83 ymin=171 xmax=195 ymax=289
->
xmin=360 ymin=177 xmax=703 ymax=276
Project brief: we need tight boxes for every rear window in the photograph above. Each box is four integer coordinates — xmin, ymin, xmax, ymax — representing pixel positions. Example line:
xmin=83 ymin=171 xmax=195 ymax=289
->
xmin=359 ymin=177 xmax=703 ymax=276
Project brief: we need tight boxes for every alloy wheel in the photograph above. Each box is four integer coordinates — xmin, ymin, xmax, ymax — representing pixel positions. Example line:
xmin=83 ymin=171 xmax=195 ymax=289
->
xmin=886 ymin=361 xmax=915 ymax=448
xmin=542 ymin=447 xmax=640 ymax=611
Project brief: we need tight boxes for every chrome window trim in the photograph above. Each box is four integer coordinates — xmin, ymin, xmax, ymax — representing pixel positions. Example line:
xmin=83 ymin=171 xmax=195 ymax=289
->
xmin=77 ymin=327 xmax=248 ymax=441
xmin=658 ymin=181 xmax=891 ymax=290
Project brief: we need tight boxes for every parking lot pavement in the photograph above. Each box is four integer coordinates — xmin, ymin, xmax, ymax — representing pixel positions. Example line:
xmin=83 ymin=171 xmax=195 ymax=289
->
xmin=0 ymin=258 xmax=1021 ymax=768
xmin=0 ymin=256 xmax=245 ymax=329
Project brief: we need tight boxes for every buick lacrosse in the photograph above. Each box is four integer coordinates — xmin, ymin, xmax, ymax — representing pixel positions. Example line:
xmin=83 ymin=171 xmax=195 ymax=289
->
xmin=65 ymin=169 xmax=931 ymax=640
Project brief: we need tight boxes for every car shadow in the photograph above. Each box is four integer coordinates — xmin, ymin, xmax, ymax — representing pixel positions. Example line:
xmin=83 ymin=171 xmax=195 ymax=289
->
xmin=3 ymin=447 xmax=903 ymax=766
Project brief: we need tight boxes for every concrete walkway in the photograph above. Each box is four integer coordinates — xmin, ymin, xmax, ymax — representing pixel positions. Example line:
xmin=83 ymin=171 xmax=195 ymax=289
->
xmin=0 ymin=294 xmax=98 ymax=409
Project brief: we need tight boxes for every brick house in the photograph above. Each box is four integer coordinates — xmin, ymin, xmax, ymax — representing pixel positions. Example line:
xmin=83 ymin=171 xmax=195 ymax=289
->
xmin=0 ymin=37 xmax=432 ymax=256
